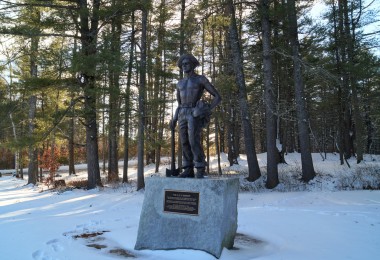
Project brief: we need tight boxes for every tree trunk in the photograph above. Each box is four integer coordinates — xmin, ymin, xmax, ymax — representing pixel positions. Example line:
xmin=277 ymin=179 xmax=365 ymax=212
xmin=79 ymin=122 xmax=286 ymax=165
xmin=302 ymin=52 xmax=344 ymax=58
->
xmin=337 ymin=0 xmax=353 ymax=160
xmin=261 ymin=0 xmax=279 ymax=188
xmin=153 ymin=0 xmax=166 ymax=173
xmin=331 ymin=0 xmax=345 ymax=165
xmin=78 ymin=0 xmax=102 ymax=189
xmin=272 ymin=0 xmax=288 ymax=161
xmin=227 ymin=0 xmax=261 ymax=181
xmin=83 ymin=79 xmax=101 ymax=188
xmin=215 ymin=117 xmax=222 ymax=175
xmin=344 ymin=0 xmax=364 ymax=163
xmin=227 ymin=100 xmax=239 ymax=166
xmin=154 ymin=4 xmax=168 ymax=172
xmin=137 ymin=4 xmax=149 ymax=190
xmin=145 ymin=28 xmax=155 ymax=166
xmin=108 ymin=0 xmax=122 ymax=182
xmin=224 ymin=25 xmax=239 ymax=166
xmin=287 ymin=0 xmax=315 ymax=182
xmin=68 ymin=104 xmax=76 ymax=175
xmin=6 ymin=66 xmax=20 ymax=177
xmin=27 ymin=30 xmax=39 ymax=185
xmin=211 ymin=22 xmax=222 ymax=175
xmin=69 ymin=31 xmax=80 ymax=176
xmin=102 ymin=87 xmax=106 ymax=175
xmin=123 ymin=12 xmax=135 ymax=183
xmin=10 ymin=114 xmax=19 ymax=177
xmin=27 ymin=96 xmax=38 ymax=185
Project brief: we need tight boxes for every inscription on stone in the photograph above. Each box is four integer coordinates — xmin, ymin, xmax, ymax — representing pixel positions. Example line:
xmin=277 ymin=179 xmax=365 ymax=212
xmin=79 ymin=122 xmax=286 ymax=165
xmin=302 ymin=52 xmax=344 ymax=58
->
xmin=163 ymin=190 xmax=200 ymax=215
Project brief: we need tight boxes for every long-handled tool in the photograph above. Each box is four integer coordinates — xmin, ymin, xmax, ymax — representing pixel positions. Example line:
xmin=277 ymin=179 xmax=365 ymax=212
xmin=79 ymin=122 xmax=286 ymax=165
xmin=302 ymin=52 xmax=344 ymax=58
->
xmin=166 ymin=126 xmax=180 ymax=177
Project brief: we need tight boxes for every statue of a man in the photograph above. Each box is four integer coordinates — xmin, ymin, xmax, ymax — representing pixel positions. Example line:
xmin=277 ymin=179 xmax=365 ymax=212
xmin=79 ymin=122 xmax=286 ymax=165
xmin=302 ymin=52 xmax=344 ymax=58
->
xmin=170 ymin=54 xmax=222 ymax=178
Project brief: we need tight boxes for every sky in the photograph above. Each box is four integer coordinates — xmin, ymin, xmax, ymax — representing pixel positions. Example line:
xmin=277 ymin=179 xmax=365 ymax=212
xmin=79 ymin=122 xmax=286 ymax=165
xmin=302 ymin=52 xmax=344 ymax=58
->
xmin=310 ymin=0 xmax=380 ymax=55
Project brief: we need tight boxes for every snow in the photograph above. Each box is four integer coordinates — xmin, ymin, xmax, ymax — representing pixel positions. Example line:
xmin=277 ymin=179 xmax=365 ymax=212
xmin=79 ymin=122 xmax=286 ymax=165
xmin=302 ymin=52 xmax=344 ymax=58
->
xmin=1 ymin=153 xmax=380 ymax=260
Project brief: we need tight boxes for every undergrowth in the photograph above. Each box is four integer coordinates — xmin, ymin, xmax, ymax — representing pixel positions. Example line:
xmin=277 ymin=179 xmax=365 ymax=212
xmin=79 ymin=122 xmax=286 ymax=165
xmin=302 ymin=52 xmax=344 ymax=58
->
xmin=43 ymin=161 xmax=379 ymax=193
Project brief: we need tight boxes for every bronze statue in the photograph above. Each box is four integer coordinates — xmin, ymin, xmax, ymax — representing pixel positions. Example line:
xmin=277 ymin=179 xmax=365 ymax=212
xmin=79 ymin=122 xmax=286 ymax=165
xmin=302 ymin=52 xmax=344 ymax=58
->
xmin=170 ymin=54 xmax=222 ymax=178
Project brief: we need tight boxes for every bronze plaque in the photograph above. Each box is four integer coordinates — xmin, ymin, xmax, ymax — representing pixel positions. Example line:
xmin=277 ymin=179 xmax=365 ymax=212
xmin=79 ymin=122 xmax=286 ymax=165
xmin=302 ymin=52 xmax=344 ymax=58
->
xmin=163 ymin=190 xmax=200 ymax=215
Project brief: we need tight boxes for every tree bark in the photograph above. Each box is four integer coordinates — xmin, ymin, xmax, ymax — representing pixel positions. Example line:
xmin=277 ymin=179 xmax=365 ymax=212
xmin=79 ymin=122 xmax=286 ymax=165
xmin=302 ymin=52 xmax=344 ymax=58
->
xmin=108 ymin=0 xmax=122 ymax=182
xmin=287 ymin=0 xmax=315 ymax=182
xmin=227 ymin=0 xmax=261 ymax=181
xmin=261 ymin=0 xmax=279 ymax=188
xmin=153 ymin=0 xmax=167 ymax=173
xmin=137 ymin=3 xmax=149 ymax=190
xmin=69 ymin=30 xmax=79 ymax=176
xmin=27 ymin=95 xmax=38 ymax=185
xmin=68 ymin=104 xmax=76 ymax=175
xmin=273 ymin=0 xmax=289 ymax=160
xmin=331 ymin=0 xmax=345 ymax=165
xmin=123 ymin=12 xmax=135 ymax=183
xmin=154 ymin=1 xmax=168 ymax=172
xmin=5 ymin=61 xmax=20 ymax=177
xmin=338 ymin=0 xmax=353 ymax=160
xmin=224 ymin=23 xmax=240 ymax=166
xmin=27 ymin=22 xmax=40 ymax=185
xmin=78 ymin=0 xmax=102 ymax=189
xmin=344 ymin=0 xmax=364 ymax=163
xmin=227 ymin=100 xmax=239 ymax=166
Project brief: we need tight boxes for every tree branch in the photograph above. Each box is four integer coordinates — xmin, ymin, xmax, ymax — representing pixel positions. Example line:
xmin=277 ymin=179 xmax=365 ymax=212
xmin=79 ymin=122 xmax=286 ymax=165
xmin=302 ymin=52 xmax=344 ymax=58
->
xmin=0 ymin=27 xmax=78 ymax=38
xmin=0 ymin=0 xmax=78 ymax=10
xmin=362 ymin=30 xmax=380 ymax=36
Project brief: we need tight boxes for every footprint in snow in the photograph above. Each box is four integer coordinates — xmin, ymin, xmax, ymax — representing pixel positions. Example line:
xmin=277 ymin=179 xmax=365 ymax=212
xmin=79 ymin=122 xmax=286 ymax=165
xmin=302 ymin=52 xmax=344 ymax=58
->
xmin=32 ymin=250 xmax=53 ymax=260
xmin=46 ymin=239 xmax=64 ymax=252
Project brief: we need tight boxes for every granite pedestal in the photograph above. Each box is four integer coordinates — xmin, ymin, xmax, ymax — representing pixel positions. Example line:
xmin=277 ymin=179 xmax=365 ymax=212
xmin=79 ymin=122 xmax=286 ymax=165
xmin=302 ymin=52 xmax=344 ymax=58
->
xmin=134 ymin=177 xmax=239 ymax=258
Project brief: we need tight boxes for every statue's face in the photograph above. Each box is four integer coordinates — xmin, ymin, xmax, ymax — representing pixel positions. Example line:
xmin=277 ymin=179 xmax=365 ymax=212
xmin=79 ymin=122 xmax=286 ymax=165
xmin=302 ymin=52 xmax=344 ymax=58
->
xmin=181 ymin=58 xmax=193 ymax=73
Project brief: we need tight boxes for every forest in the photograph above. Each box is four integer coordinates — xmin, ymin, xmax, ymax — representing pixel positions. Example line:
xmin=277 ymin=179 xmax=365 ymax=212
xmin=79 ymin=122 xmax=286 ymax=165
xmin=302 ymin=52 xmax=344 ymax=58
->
xmin=0 ymin=0 xmax=379 ymax=190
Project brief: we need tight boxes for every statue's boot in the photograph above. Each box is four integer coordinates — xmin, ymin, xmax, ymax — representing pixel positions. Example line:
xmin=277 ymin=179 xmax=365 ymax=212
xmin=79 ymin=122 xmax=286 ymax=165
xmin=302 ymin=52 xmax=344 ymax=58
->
xmin=178 ymin=167 xmax=195 ymax=178
xmin=195 ymin=167 xmax=205 ymax=179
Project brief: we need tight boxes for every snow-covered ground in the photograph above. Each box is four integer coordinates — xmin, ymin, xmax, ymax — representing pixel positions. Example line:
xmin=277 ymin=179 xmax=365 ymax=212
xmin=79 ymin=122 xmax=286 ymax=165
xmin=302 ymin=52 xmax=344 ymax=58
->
xmin=1 ymin=153 xmax=380 ymax=260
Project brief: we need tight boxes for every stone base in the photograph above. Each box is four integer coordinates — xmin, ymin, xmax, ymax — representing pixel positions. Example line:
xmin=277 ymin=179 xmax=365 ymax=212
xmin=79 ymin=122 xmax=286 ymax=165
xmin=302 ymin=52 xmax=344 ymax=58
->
xmin=134 ymin=177 xmax=239 ymax=258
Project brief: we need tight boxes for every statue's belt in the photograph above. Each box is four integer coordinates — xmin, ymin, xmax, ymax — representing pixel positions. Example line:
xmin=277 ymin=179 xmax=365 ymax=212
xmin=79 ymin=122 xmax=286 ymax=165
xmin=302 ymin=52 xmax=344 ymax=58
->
xmin=179 ymin=103 xmax=196 ymax=108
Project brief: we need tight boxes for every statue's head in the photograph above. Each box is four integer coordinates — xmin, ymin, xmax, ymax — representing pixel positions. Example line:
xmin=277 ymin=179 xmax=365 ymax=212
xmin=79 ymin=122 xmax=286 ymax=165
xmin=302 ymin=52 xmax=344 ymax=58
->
xmin=177 ymin=54 xmax=200 ymax=70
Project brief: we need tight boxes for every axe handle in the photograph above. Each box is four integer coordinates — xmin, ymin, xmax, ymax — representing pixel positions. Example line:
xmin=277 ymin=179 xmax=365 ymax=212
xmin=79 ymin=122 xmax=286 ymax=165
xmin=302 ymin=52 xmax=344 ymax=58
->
xmin=171 ymin=128 xmax=176 ymax=171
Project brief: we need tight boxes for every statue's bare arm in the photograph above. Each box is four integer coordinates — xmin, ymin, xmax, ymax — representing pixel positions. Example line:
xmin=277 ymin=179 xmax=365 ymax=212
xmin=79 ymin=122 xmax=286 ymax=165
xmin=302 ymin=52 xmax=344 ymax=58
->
xmin=201 ymin=76 xmax=222 ymax=110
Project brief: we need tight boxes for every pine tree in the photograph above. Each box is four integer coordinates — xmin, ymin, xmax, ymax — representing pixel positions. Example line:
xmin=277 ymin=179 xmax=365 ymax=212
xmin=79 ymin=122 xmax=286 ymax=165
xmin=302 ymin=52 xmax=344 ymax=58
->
xmin=137 ymin=1 xmax=151 ymax=190
xmin=261 ymin=0 xmax=279 ymax=188
xmin=227 ymin=0 xmax=261 ymax=182
xmin=287 ymin=0 xmax=315 ymax=182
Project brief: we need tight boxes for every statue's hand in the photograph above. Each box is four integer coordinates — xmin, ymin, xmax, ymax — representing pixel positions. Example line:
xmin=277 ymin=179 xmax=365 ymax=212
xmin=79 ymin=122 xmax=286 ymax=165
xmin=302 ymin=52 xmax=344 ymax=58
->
xmin=193 ymin=100 xmax=211 ymax=118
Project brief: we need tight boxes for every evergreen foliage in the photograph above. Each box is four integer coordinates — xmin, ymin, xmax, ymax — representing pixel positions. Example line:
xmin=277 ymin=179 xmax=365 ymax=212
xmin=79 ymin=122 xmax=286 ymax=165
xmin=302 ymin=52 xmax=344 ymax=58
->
xmin=0 ymin=0 xmax=379 ymax=188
